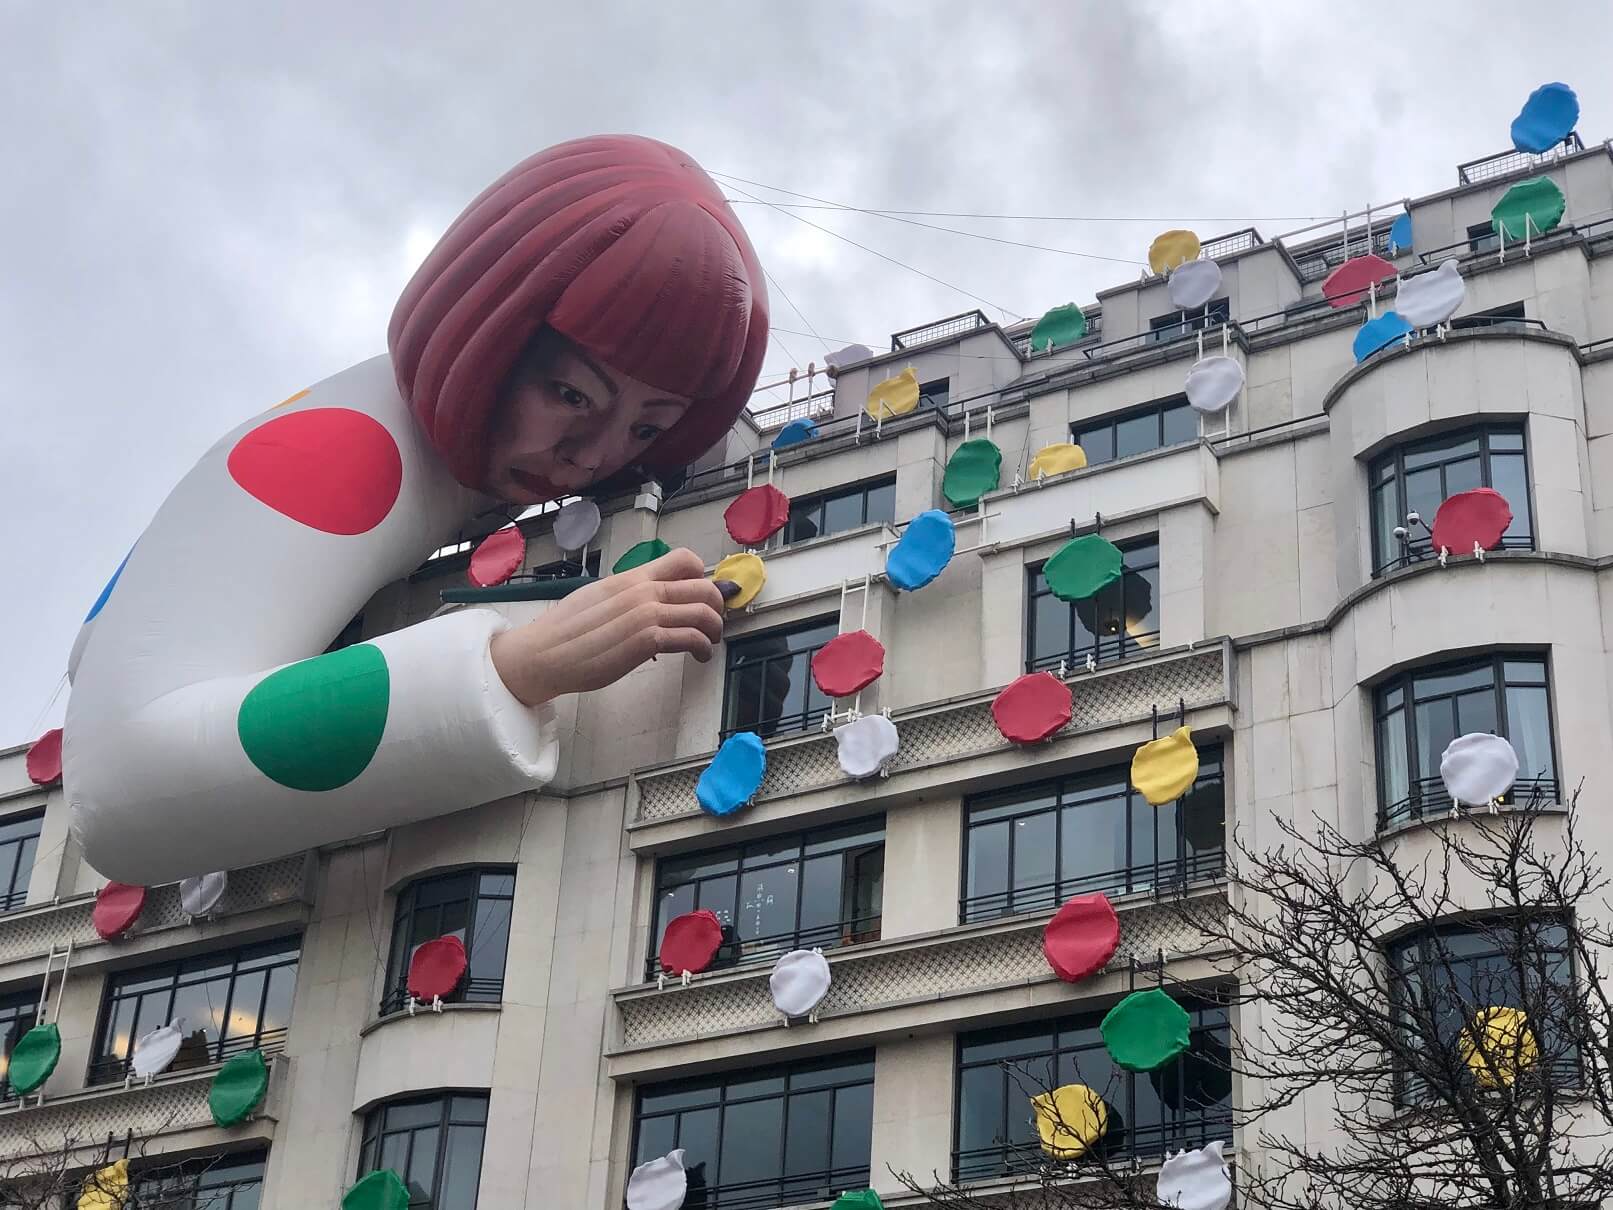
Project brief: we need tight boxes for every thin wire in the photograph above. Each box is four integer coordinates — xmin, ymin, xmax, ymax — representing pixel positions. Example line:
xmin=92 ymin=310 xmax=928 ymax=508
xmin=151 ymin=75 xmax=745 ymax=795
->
xmin=723 ymin=198 xmax=1333 ymax=224
xmin=722 ymin=180 xmax=1024 ymax=322
xmin=25 ymin=674 xmax=68 ymax=740
xmin=716 ymin=172 xmax=1146 ymax=267
xmin=762 ymin=270 xmax=831 ymax=354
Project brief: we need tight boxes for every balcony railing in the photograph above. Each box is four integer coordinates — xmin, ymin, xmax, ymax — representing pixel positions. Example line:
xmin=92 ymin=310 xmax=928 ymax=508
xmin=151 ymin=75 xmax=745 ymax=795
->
xmin=644 ymin=913 xmax=882 ymax=982
xmin=1457 ymin=133 xmax=1584 ymax=186
xmin=637 ymin=1162 xmax=871 ymax=1210
xmin=955 ymin=1110 xmax=1232 ymax=1182
xmin=87 ymin=1026 xmax=288 ymax=1087
xmin=1291 ymin=227 xmax=1396 ymax=283
xmin=379 ymin=975 xmax=504 ymax=1017
xmin=960 ymin=851 xmax=1225 ymax=926
xmin=1199 ymin=227 xmax=1263 ymax=259
xmin=1378 ymin=775 xmax=1560 ymax=831
xmin=1373 ymin=531 xmax=1534 ymax=577
xmin=891 ymin=309 xmax=991 ymax=351
xmin=748 ymin=388 xmax=836 ymax=433
xmin=1027 ymin=630 xmax=1162 ymax=676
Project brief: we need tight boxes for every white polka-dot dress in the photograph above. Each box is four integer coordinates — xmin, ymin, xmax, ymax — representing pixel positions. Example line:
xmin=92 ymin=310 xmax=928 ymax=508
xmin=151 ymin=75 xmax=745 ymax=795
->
xmin=64 ymin=355 xmax=558 ymax=885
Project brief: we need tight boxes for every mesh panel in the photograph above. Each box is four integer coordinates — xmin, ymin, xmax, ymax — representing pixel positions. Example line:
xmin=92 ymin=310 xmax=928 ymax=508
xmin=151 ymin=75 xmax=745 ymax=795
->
xmin=634 ymin=648 xmax=1227 ymax=824
xmin=618 ymin=895 xmax=1227 ymax=1050
xmin=0 ymin=855 xmax=310 ymax=967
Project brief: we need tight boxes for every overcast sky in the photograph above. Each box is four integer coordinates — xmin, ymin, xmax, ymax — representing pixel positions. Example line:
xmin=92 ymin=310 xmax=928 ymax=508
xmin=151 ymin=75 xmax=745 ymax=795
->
xmin=4 ymin=2 xmax=1611 ymax=746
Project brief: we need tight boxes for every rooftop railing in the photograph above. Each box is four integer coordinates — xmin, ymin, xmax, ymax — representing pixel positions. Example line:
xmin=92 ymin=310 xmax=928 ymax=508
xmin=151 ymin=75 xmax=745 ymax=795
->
xmin=747 ymin=387 xmax=836 ymax=432
xmin=891 ymin=308 xmax=992 ymax=351
xmin=1457 ymin=132 xmax=1585 ymax=186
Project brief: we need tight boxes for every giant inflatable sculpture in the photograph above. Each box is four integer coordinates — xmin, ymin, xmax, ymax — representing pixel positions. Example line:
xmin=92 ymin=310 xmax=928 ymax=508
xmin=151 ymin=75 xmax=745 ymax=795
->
xmin=63 ymin=136 xmax=768 ymax=884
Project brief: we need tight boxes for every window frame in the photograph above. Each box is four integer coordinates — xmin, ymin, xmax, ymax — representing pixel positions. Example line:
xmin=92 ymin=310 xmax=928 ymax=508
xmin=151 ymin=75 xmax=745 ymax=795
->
xmin=1147 ymin=298 xmax=1230 ymax=345
xmin=132 ymin=1148 xmax=267 ymax=1209
xmin=960 ymin=746 xmax=1224 ymax=924
xmin=630 ymin=1051 xmax=875 ymax=1210
xmin=358 ymin=1091 xmax=489 ymax=1210
xmin=381 ymin=868 xmax=516 ymax=1016
xmin=0 ymin=809 xmax=42 ymax=913
xmin=721 ymin=614 xmax=842 ymax=739
xmin=953 ymin=997 xmax=1232 ymax=1181
xmin=1467 ymin=220 xmax=1501 ymax=254
xmin=1386 ymin=914 xmax=1577 ymax=1104
xmin=1025 ymin=538 xmax=1161 ymax=673
xmin=1372 ymin=652 xmax=1558 ymax=829
xmin=1367 ymin=422 xmax=1535 ymax=576
xmin=88 ymin=936 xmax=301 ymax=1085
xmin=774 ymin=476 xmax=897 ymax=549
xmin=1071 ymin=397 xmax=1198 ymax=468
xmin=918 ymin=377 xmax=950 ymax=411
xmin=645 ymin=817 xmax=885 ymax=980
xmin=0 ymin=986 xmax=38 ymax=1101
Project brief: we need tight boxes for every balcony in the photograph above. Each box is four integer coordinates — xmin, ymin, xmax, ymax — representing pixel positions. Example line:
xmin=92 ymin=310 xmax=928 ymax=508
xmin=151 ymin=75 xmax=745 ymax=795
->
xmin=0 ymin=854 xmax=313 ymax=981
xmin=0 ymin=1055 xmax=285 ymax=1164
xmin=630 ymin=641 xmax=1230 ymax=831
xmin=747 ymin=388 xmax=837 ymax=434
xmin=1457 ymin=133 xmax=1584 ymax=186
xmin=610 ymin=888 xmax=1227 ymax=1064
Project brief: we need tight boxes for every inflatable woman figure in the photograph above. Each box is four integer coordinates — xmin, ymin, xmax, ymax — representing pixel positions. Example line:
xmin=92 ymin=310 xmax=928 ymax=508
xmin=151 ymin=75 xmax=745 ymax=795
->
xmin=64 ymin=136 xmax=768 ymax=884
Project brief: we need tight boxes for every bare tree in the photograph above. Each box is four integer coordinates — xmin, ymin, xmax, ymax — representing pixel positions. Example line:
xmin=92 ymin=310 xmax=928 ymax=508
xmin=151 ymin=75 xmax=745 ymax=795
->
xmin=894 ymin=791 xmax=1613 ymax=1210
xmin=0 ymin=1115 xmax=236 ymax=1209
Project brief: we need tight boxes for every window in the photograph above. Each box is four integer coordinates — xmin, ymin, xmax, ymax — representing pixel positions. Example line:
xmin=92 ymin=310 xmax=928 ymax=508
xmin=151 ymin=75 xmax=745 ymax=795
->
xmin=722 ymin=616 xmax=840 ymax=739
xmin=647 ymin=819 xmax=883 ymax=978
xmin=1374 ymin=653 xmax=1557 ymax=828
xmin=1026 ymin=540 xmax=1160 ymax=673
xmin=382 ymin=869 xmax=514 ymax=1015
xmin=962 ymin=748 xmax=1223 ymax=924
xmin=521 ymin=550 xmax=602 ymax=580
xmin=359 ymin=1093 xmax=488 ymax=1210
xmin=778 ymin=477 xmax=896 ymax=547
xmin=134 ymin=1150 xmax=265 ymax=1209
xmin=633 ymin=1053 xmax=874 ymax=1210
xmin=1388 ymin=917 xmax=1576 ymax=1102
xmin=0 ymin=987 xmax=38 ymax=1100
xmin=1368 ymin=423 xmax=1533 ymax=574
xmin=1072 ymin=398 xmax=1198 ymax=468
xmin=1467 ymin=221 xmax=1500 ymax=254
xmin=1449 ymin=300 xmax=1525 ymax=331
xmin=955 ymin=999 xmax=1231 ymax=1180
xmin=1147 ymin=298 xmax=1229 ymax=344
xmin=918 ymin=378 xmax=950 ymax=411
xmin=0 ymin=810 xmax=41 ymax=912
xmin=89 ymin=937 xmax=300 ymax=1085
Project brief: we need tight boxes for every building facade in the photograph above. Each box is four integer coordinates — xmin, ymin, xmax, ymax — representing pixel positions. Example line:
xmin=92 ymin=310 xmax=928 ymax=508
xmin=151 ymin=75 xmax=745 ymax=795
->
xmin=3 ymin=132 xmax=1612 ymax=1207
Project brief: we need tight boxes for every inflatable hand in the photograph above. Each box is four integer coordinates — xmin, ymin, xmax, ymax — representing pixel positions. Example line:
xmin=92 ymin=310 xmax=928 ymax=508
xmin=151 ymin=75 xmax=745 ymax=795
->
xmin=64 ymin=136 xmax=768 ymax=885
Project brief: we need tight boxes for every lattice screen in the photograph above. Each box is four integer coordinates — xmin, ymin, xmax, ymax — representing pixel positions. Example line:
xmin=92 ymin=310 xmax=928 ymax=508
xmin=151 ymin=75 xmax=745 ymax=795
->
xmin=618 ymin=895 xmax=1228 ymax=1050
xmin=634 ymin=648 xmax=1227 ymax=824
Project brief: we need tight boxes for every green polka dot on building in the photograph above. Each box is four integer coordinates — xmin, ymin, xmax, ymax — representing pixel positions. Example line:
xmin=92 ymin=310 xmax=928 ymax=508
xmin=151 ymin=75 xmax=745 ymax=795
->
xmin=238 ymin=644 xmax=390 ymax=791
xmin=613 ymin=538 xmax=671 ymax=575
xmin=1100 ymin=987 xmax=1191 ymax=1071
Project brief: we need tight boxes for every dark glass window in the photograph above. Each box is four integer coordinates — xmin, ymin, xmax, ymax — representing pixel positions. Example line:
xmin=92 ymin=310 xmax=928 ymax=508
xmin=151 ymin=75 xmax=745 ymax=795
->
xmin=382 ymin=869 xmax=515 ymax=1015
xmin=0 ymin=987 xmax=38 ymax=1100
xmin=1388 ymin=917 xmax=1576 ymax=1103
xmin=955 ymin=999 xmax=1231 ymax=1180
xmin=1073 ymin=398 xmax=1197 ymax=468
xmin=722 ymin=616 xmax=840 ymax=739
xmin=918 ymin=378 xmax=950 ymax=411
xmin=1368 ymin=423 xmax=1533 ymax=574
xmin=1449 ymin=301 xmax=1525 ymax=332
xmin=1026 ymin=540 xmax=1159 ymax=673
xmin=134 ymin=1150 xmax=266 ymax=1209
xmin=1374 ymin=653 xmax=1556 ymax=828
xmin=89 ymin=937 xmax=300 ymax=1085
xmin=633 ymin=1053 xmax=874 ymax=1210
xmin=519 ymin=550 xmax=602 ymax=581
xmin=1468 ymin=221 xmax=1500 ymax=254
xmin=0 ymin=810 xmax=41 ymax=912
xmin=779 ymin=478 xmax=896 ymax=547
xmin=647 ymin=819 xmax=883 ymax=979
xmin=1147 ymin=299 xmax=1229 ymax=344
xmin=962 ymin=748 xmax=1223 ymax=923
xmin=359 ymin=1093 xmax=488 ymax=1210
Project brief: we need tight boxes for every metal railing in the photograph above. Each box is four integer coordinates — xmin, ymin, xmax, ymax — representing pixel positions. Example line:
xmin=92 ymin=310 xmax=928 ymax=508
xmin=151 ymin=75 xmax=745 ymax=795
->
xmin=1373 ymin=531 xmax=1534 ymax=577
xmin=955 ymin=1110 xmax=1232 ymax=1182
xmin=1014 ymin=311 xmax=1104 ymax=357
xmin=1200 ymin=227 xmax=1263 ymax=259
xmin=1026 ymin=630 xmax=1162 ymax=676
xmin=643 ymin=1163 xmax=871 ymax=1210
xmin=380 ymin=975 xmax=504 ymax=1017
xmin=1378 ymin=775 xmax=1560 ymax=831
xmin=748 ymin=388 xmax=836 ymax=433
xmin=644 ymin=913 xmax=882 ymax=981
xmin=87 ymin=1027 xmax=288 ymax=1087
xmin=1291 ymin=227 xmax=1395 ymax=282
xmin=892 ymin=309 xmax=991 ymax=351
xmin=960 ymin=851 xmax=1224 ymax=925
xmin=1458 ymin=133 xmax=1584 ymax=186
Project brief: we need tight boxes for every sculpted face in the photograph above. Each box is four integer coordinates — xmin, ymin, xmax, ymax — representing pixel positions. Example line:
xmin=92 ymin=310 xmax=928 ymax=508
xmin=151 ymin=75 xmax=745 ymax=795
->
xmin=484 ymin=328 xmax=692 ymax=504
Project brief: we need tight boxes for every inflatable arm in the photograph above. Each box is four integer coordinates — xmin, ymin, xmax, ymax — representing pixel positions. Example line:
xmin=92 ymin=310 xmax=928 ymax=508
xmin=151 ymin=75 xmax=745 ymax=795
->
xmin=64 ymin=357 xmax=558 ymax=885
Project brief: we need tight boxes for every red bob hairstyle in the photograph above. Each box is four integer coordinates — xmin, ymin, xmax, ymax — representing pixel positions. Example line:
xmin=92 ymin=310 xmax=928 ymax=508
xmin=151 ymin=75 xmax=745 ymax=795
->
xmin=389 ymin=135 xmax=769 ymax=493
